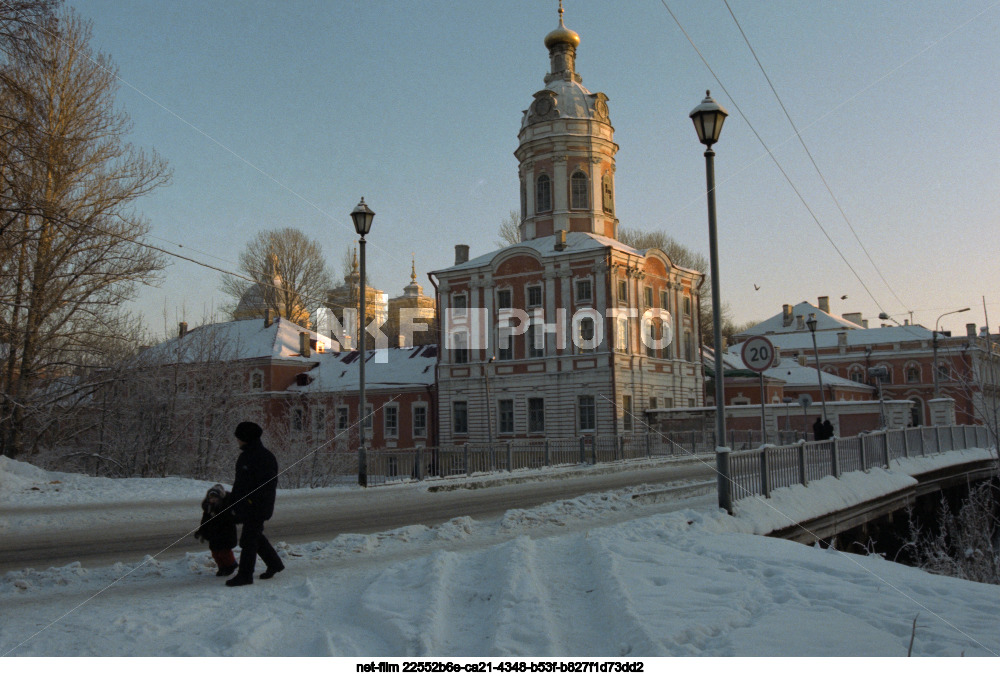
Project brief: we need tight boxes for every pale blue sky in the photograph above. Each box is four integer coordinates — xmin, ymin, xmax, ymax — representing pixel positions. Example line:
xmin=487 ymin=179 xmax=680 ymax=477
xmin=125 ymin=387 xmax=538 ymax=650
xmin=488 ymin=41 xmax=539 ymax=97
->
xmin=70 ymin=0 xmax=1000 ymax=339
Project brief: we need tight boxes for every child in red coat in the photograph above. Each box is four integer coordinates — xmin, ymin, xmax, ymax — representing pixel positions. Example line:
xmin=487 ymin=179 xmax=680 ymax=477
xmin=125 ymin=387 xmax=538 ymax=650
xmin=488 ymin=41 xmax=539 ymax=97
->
xmin=194 ymin=484 xmax=238 ymax=576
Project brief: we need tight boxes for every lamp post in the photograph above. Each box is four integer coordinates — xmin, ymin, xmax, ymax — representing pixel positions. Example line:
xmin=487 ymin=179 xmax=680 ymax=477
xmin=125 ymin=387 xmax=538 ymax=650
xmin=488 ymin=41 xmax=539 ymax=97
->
xmin=933 ymin=307 xmax=970 ymax=399
xmin=351 ymin=197 xmax=375 ymax=487
xmin=805 ymin=313 xmax=828 ymax=421
xmin=689 ymin=90 xmax=730 ymax=512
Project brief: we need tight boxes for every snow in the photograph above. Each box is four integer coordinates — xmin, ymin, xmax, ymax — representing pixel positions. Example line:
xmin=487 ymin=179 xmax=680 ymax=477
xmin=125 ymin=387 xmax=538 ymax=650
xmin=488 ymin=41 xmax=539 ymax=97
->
xmin=2 ymin=450 xmax=999 ymax=662
xmin=288 ymin=344 xmax=437 ymax=393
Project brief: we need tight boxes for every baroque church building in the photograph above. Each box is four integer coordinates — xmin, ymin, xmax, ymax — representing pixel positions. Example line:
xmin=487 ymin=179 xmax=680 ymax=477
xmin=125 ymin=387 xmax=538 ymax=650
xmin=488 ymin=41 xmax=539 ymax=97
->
xmin=431 ymin=10 xmax=705 ymax=444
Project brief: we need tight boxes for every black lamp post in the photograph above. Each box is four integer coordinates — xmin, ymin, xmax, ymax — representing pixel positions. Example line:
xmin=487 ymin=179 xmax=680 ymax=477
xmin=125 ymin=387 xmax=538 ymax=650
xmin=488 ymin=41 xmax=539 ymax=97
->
xmin=351 ymin=197 xmax=374 ymax=487
xmin=805 ymin=313 xmax=828 ymax=421
xmin=933 ymin=307 xmax=970 ymax=399
xmin=690 ymin=90 xmax=731 ymax=512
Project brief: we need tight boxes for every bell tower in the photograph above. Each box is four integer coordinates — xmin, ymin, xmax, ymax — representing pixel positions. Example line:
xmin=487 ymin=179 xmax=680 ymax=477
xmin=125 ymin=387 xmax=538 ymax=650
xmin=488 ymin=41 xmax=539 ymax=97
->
xmin=515 ymin=2 xmax=619 ymax=242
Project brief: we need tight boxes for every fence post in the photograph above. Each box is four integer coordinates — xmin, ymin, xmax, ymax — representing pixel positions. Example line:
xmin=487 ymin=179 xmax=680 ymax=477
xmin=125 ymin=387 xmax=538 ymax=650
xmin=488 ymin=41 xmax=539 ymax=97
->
xmin=717 ymin=449 xmax=733 ymax=514
xmin=760 ymin=450 xmax=771 ymax=499
xmin=507 ymin=441 xmax=513 ymax=472
xmin=882 ymin=432 xmax=890 ymax=468
xmin=544 ymin=439 xmax=551 ymax=467
xmin=831 ymin=437 xmax=841 ymax=479
xmin=690 ymin=430 xmax=696 ymax=455
xmin=902 ymin=428 xmax=910 ymax=458
xmin=579 ymin=436 xmax=586 ymax=465
xmin=919 ymin=426 xmax=927 ymax=456
xmin=591 ymin=436 xmax=597 ymax=465
xmin=463 ymin=443 xmax=470 ymax=477
xmin=860 ymin=433 xmax=868 ymax=471
xmin=416 ymin=447 xmax=424 ymax=481
xmin=646 ymin=433 xmax=652 ymax=458
xmin=798 ymin=440 xmax=808 ymax=486
xmin=617 ymin=435 xmax=625 ymax=461
xmin=935 ymin=426 xmax=943 ymax=454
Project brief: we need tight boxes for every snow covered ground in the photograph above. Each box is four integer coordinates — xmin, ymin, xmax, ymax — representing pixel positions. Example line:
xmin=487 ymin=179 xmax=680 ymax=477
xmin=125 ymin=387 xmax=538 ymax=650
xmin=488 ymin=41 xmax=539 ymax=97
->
xmin=1 ymin=450 xmax=999 ymax=662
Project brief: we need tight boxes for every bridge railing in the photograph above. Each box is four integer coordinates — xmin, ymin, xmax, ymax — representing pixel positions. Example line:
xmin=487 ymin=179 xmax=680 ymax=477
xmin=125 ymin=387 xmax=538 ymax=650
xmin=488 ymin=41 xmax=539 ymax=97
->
xmin=728 ymin=424 xmax=989 ymax=504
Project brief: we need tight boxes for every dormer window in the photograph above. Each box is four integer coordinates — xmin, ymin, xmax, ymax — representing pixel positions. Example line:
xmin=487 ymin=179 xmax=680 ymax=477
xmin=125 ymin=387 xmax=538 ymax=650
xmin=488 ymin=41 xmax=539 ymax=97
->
xmin=536 ymin=174 xmax=552 ymax=212
xmin=571 ymin=171 xmax=589 ymax=209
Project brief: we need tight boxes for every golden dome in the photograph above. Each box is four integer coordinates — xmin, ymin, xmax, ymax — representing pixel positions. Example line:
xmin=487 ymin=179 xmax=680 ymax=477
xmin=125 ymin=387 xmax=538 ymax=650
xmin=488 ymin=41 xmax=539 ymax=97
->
xmin=544 ymin=2 xmax=580 ymax=49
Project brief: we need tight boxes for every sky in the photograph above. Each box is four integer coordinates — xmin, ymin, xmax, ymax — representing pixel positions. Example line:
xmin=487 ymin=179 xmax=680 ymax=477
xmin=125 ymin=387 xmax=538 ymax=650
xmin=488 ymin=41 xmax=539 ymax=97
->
xmin=2 ymin=449 xmax=999 ymax=659
xmin=64 ymin=0 xmax=1000 ymax=341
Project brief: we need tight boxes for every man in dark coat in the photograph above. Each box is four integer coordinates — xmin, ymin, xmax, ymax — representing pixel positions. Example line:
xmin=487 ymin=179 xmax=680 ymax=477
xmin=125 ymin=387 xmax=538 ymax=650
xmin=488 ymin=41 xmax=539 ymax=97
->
xmin=812 ymin=417 xmax=825 ymax=441
xmin=822 ymin=419 xmax=835 ymax=441
xmin=224 ymin=421 xmax=285 ymax=587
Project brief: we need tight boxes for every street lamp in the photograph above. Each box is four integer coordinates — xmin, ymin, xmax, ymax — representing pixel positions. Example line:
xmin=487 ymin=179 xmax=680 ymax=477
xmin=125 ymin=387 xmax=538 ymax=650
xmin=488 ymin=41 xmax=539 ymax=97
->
xmin=805 ymin=313 xmax=828 ymax=421
xmin=351 ymin=197 xmax=375 ymax=487
xmin=933 ymin=307 xmax=970 ymax=399
xmin=690 ymin=90 xmax=730 ymax=512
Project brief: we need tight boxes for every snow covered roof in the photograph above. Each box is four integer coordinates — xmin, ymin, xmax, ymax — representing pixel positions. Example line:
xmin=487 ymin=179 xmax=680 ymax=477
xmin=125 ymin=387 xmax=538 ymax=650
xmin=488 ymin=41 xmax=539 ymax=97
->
xmin=287 ymin=344 xmax=437 ymax=393
xmin=139 ymin=318 xmax=339 ymax=366
xmin=432 ymin=232 xmax=700 ymax=276
xmin=729 ymin=323 xmax=935 ymax=354
xmin=738 ymin=301 xmax=864 ymax=336
xmin=761 ymin=358 xmax=872 ymax=390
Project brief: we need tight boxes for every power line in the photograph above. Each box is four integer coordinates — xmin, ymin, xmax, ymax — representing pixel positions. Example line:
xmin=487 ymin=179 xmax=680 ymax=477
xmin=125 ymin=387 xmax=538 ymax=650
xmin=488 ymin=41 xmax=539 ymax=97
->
xmin=659 ymin=0 xmax=890 ymax=315
xmin=721 ymin=0 xmax=912 ymax=315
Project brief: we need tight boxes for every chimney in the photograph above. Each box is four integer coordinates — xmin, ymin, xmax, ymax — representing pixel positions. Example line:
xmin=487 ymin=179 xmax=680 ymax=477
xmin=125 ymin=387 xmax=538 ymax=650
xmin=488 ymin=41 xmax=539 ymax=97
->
xmin=554 ymin=230 xmax=567 ymax=251
xmin=264 ymin=309 xmax=273 ymax=328
xmin=797 ymin=353 xmax=807 ymax=367
xmin=796 ymin=315 xmax=805 ymax=330
xmin=862 ymin=319 xmax=869 ymax=328
xmin=967 ymin=323 xmax=977 ymax=338
xmin=455 ymin=244 xmax=469 ymax=265
xmin=178 ymin=322 xmax=188 ymax=338
xmin=299 ymin=331 xmax=311 ymax=358
xmin=818 ymin=296 xmax=830 ymax=313
xmin=842 ymin=312 xmax=863 ymax=326
xmin=782 ymin=304 xmax=793 ymax=327
xmin=837 ymin=332 xmax=847 ymax=347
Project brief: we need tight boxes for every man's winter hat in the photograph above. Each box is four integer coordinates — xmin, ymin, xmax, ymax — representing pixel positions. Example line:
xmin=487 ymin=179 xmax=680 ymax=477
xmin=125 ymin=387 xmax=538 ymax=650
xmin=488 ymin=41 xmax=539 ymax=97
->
xmin=234 ymin=421 xmax=263 ymax=442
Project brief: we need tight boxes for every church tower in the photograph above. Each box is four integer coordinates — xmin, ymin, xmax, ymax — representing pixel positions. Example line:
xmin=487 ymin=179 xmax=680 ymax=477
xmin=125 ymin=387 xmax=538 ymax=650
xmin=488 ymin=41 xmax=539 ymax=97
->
xmin=515 ymin=3 xmax=619 ymax=241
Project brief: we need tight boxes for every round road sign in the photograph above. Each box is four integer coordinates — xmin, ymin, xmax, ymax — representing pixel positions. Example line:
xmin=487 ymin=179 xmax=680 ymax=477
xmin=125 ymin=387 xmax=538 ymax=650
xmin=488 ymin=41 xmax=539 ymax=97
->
xmin=741 ymin=335 xmax=775 ymax=373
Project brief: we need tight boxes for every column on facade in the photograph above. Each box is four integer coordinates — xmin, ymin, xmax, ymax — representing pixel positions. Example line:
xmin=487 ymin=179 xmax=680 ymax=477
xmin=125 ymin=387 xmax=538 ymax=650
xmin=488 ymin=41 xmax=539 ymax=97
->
xmin=523 ymin=162 xmax=536 ymax=240
xmin=553 ymin=155 xmax=569 ymax=232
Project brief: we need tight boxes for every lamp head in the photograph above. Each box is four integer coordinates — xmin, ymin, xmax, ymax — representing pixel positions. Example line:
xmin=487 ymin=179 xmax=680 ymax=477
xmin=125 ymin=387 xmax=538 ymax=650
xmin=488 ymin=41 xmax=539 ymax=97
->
xmin=351 ymin=197 xmax=375 ymax=236
xmin=689 ymin=90 xmax=729 ymax=147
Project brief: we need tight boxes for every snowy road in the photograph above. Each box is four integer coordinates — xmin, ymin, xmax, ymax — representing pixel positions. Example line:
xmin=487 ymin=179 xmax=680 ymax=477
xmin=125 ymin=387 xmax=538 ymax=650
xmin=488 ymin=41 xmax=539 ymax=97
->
xmin=1 ymin=457 xmax=715 ymax=572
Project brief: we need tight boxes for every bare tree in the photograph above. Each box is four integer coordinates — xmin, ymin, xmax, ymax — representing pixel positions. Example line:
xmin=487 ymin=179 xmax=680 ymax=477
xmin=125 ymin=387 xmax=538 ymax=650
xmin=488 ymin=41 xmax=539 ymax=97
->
xmin=495 ymin=210 xmax=521 ymax=248
xmin=221 ymin=228 xmax=333 ymax=326
xmin=0 ymin=11 xmax=170 ymax=458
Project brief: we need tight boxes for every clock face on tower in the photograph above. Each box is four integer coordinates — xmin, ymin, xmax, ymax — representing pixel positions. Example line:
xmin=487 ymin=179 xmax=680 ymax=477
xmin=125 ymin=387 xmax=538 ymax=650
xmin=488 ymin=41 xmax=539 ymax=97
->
xmin=594 ymin=99 xmax=608 ymax=119
xmin=534 ymin=97 xmax=553 ymax=116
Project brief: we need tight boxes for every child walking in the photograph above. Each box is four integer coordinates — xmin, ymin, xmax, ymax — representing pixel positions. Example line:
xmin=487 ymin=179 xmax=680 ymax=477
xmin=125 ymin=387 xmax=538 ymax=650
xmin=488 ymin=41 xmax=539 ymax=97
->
xmin=194 ymin=484 xmax=238 ymax=576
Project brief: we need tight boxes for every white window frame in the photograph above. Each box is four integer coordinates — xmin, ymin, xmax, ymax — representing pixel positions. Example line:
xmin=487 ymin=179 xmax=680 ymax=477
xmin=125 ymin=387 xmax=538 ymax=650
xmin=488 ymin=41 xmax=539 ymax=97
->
xmin=527 ymin=397 xmax=545 ymax=434
xmin=578 ymin=395 xmax=596 ymax=433
xmin=384 ymin=403 xmax=399 ymax=439
xmin=412 ymin=403 xmax=428 ymax=438
xmin=498 ymin=398 xmax=515 ymax=436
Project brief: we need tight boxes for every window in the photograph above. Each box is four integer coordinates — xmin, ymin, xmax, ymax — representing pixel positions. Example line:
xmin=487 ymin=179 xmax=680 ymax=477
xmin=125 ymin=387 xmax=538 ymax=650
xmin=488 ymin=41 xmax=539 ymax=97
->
xmin=312 ymin=408 xmax=326 ymax=437
xmin=578 ymin=316 xmax=595 ymax=352
xmin=527 ymin=285 xmax=542 ymax=307
xmin=615 ymin=314 xmax=629 ymax=352
xmin=683 ymin=330 xmax=692 ymax=361
xmin=571 ymin=171 xmax=589 ymax=209
xmin=337 ymin=406 xmax=349 ymax=432
xmin=453 ymin=401 xmax=468 ymax=435
xmin=384 ymin=404 xmax=399 ymax=438
xmin=650 ymin=397 xmax=657 ymax=410
xmin=413 ymin=404 xmax=428 ymax=438
xmin=644 ymin=287 xmax=653 ymax=308
xmin=646 ymin=319 xmax=658 ymax=358
xmin=906 ymin=366 xmax=920 ymax=383
xmin=520 ymin=179 xmax=527 ymax=217
xmin=850 ymin=369 xmax=865 ymax=384
xmin=498 ymin=325 xmax=514 ymax=361
xmin=527 ymin=323 xmax=544 ymax=358
xmin=453 ymin=332 xmax=469 ymax=364
xmin=602 ymin=173 xmax=614 ymax=214
xmin=937 ymin=364 xmax=950 ymax=381
xmin=452 ymin=293 xmax=468 ymax=314
xmin=497 ymin=289 xmax=512 ymax=309
xmin=578 ymin=395 xmax=596 ymax=432
xmin=622 ymin=395 xmax=633 ymax=431
xmin=536 ymin=174 xmax=552 ymax=212
xmin=617 ymin=280 xmax=628 ymax=305
xmin=575 ymin=279 xmax=592 ymax=303
xmin=683 ymin=296 xmax=692 ymax=315
xmin=528 ymin=398 xmax=545 ymax=434
xmin=660 ymin=290 xmax=669 ymax=311
xmin=250 ymin=371 xmax=263 ymax=391
xmin=498 ymin=399 xmax=514 ymax=435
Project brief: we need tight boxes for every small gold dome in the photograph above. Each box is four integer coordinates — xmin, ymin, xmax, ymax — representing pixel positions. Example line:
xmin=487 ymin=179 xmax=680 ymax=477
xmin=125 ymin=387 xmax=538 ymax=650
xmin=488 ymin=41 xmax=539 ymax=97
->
xmin=544 ymin=3 xmax=580 ymax=49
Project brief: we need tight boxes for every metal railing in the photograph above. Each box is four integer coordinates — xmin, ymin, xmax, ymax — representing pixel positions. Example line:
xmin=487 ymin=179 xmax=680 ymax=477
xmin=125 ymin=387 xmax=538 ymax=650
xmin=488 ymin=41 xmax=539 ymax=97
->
xmin=357 ymin=424 xmax=992 ymax=488
xmin=727 ymin=425 xmax=990 ymax=504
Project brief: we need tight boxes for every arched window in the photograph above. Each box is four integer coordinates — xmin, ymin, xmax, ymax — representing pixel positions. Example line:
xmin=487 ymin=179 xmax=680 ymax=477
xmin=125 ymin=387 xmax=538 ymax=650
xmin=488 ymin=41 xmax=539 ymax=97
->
xmin=571 ymin=171 xmax=589 ymax=209
xmin=602 ymin=173 xmax=614 ymax=214
xmin=536 ymin=175 xmax=552 ymax=212
xmin=520 ymin=179 xmax=527 ymax=216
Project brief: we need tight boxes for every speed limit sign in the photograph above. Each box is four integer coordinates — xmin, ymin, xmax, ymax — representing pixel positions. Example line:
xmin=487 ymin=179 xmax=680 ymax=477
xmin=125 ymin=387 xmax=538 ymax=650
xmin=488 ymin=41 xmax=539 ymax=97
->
xmin=741 ymin=335 xmax=775 ymax=373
